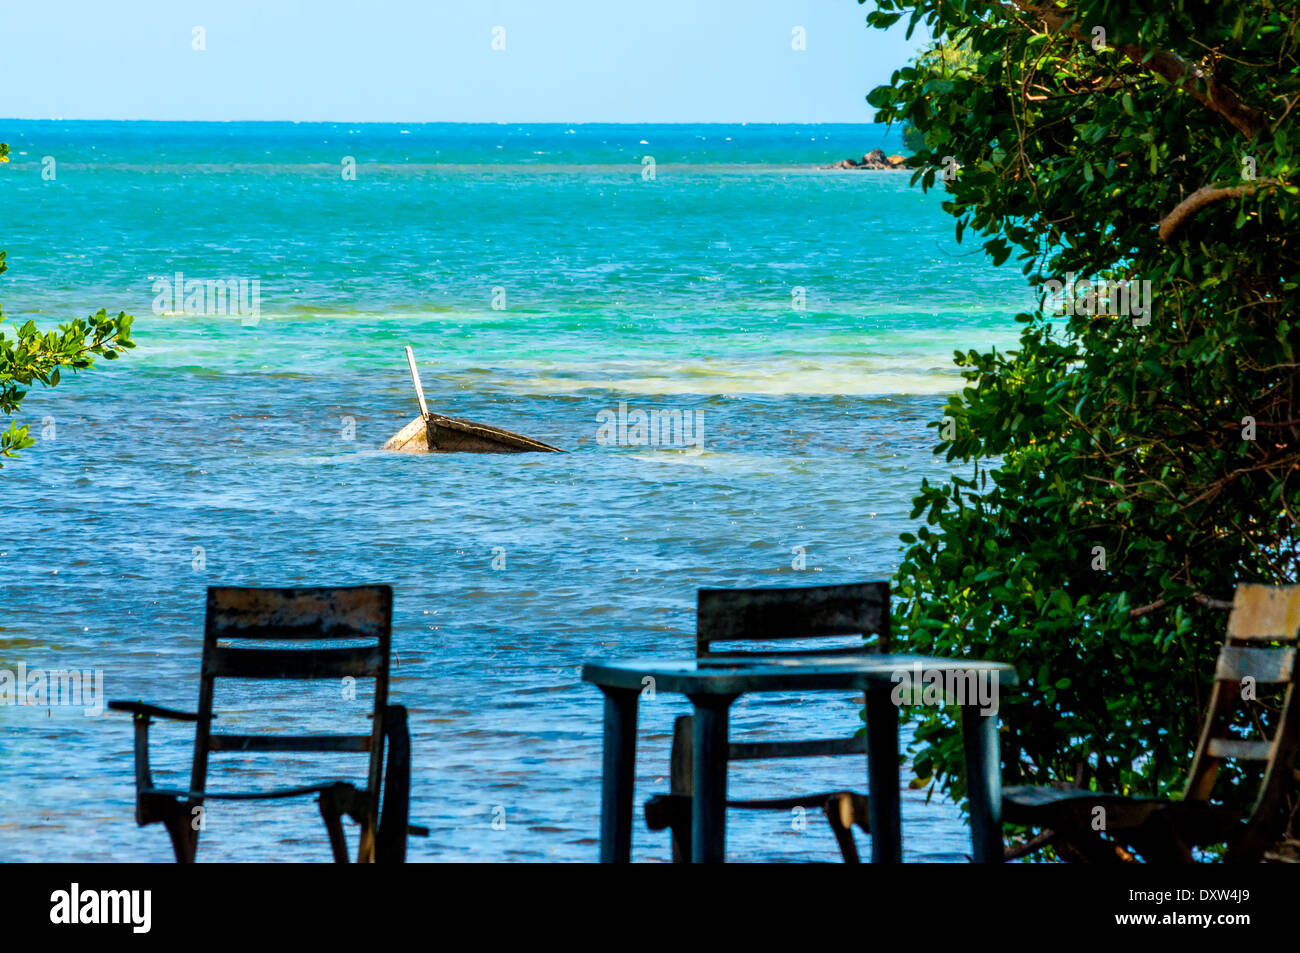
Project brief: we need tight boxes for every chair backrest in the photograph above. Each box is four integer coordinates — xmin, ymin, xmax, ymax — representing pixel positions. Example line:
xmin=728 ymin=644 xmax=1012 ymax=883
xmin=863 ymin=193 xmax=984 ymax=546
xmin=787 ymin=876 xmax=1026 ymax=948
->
xmin=695 ymin=581 xmax=890 ymax=659
xmin=1184 ymin=584 xmax=1300 ymax=859
xmin=190 ymin=585 xmax=393 ymax=808
xmin=669 ymin=583 xmax=892 ymax=788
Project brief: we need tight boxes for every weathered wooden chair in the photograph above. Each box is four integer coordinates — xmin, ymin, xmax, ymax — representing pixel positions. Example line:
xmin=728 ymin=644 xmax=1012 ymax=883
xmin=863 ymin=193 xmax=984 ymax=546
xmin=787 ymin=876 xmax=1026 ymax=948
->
xmin=644 ymin=582 xmax=889 ymax=862
xmin=1003 ymin=583 xmax=1300 ymax=862
xmin=109 ymin=585 xmax=424 ymax=862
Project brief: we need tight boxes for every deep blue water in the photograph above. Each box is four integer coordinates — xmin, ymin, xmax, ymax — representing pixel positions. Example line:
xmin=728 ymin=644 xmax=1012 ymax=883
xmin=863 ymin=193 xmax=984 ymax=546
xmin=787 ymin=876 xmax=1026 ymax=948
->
xmin=0 ymin=121 xmax=1031 ymax=861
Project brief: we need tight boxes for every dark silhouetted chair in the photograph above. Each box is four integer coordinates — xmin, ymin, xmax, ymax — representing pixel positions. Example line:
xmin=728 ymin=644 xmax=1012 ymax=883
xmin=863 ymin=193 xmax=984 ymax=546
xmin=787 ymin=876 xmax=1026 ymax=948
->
xmin=1003 ymin=584 xmax=1300 ymax=862
xmin=644 ymin=581 xmax=890 ymax=861
xmin=110 ymin=585 xmax=424 ymax=862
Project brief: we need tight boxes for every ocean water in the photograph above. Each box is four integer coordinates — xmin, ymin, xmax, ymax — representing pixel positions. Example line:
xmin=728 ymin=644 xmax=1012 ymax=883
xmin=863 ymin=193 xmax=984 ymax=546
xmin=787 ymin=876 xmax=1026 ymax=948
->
xmin=0 ymin=122 xmax=1031 ymax=862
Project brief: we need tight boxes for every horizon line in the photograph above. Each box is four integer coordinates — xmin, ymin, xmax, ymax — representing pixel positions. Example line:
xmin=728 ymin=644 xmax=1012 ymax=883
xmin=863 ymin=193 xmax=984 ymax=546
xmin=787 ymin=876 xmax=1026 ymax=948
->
xmin=1 ymin=117 xmax=886 ymax=126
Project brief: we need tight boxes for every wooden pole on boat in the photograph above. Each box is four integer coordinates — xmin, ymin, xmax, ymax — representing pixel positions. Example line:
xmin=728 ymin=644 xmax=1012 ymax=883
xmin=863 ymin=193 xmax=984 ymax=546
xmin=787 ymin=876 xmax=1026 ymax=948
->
xmin=404 ymin=345 xmax=430 ymax=418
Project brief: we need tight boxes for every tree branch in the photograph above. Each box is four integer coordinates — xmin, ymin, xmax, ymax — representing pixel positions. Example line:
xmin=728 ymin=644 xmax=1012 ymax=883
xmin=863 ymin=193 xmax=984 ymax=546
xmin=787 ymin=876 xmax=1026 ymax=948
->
xmin=1000 ymin=1 xmax=1268 ymax=139
xmin=1158 ymin=179 xmax=1285 ymax=242
xmin=1130 ymin=591 xmax=1235 ymax=618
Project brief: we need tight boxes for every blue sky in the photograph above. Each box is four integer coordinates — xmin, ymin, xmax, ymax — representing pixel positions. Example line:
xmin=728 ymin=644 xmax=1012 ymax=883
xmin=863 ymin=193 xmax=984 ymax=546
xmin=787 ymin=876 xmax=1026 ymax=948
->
xmin=1 ymin=1 xmax=929 ymax=122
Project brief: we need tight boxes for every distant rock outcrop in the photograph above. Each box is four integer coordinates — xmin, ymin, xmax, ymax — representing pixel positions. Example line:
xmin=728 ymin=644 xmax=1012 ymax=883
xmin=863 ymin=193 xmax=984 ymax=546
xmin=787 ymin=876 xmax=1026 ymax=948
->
xmin=823 ymin=148 xmax=907 ymax=170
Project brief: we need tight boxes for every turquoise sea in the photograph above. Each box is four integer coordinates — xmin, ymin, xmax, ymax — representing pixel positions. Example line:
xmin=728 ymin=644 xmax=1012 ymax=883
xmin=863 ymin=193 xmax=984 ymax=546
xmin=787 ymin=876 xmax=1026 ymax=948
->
xmin=0 ymin=121 xmax=1031 ymax=861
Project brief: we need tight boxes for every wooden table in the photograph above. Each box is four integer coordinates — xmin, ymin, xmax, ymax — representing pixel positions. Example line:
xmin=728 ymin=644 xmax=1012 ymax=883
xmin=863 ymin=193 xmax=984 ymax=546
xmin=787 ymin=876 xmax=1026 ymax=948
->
xmin=582 ymin=654 xmax=1017 ymax=863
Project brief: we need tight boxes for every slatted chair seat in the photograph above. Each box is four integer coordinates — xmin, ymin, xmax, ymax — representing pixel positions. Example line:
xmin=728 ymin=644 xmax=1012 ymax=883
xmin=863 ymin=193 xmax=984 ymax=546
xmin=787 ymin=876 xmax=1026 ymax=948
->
xmin=137 ymin=781 xmax=353 ymax=801
xmin=643 ymin=582 xmax=889 ymax=862
xmin=1003 ymin=584 xmax=1300 ymax=863
xmin=1004 ymin=786 xmax=1245 ymax=846
xmin=1005 ymin=786 xmax=1148 ymax=813
xmin=110 ymin=586 xmax=425 ymax=862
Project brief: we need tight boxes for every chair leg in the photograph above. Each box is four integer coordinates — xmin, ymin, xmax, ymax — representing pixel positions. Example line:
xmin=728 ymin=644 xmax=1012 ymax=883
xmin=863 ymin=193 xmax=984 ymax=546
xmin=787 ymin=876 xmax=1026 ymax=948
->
xmin=645 ymin=795 xmax=693 ymax=862
xmin=318 ymin=793 xmax=350 ymax=863
xmin=356 ymin=823 xmax=376 ymax=863
xmin=1053 ymin=823 xmax=1136 ymax=863
xmin=1124 ymin=812 xmax=1195 ymax=863
xmin=667 ymin=797 xmax=692 ymax=863
xmin=162 ymin=803 xmax=199 ymax=864
xmin=824 ymin=792 xmax=870 ymax=863
xmin=824 ymin=794 xmax=861 ymax=863
xmin=668 ymin=714 xmax=694 ymax=863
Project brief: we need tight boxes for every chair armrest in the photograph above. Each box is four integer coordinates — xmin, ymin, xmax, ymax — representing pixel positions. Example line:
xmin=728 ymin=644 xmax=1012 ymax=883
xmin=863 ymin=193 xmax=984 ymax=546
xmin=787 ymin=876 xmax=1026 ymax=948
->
xmin=108 ymin=700 xmax=214 ymax=722
xmin=109 ymin=701 xmax=209 ymax=826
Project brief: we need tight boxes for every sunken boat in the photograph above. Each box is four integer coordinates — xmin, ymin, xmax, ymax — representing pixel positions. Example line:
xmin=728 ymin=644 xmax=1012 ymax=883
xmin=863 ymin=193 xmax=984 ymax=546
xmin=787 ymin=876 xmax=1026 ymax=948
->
xmin=382 ymin=347 xmax=565 ymax=454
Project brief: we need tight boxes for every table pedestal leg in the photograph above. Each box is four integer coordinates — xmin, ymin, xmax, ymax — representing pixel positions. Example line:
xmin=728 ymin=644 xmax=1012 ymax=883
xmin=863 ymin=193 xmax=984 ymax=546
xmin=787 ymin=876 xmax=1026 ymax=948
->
xmin=961 ymin=701 xmax=1004 ymax=863
xmin=865 ymin=683 xmax=902 ymax=862
xmin=689 ymin=694 xmax=735 ymax=863
xmin=598 ymin=686 xmax=639 ymax=863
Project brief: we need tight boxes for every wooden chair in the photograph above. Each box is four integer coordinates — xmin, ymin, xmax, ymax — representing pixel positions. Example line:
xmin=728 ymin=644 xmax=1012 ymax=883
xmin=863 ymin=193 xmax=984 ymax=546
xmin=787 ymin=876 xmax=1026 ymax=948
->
xmin=109 ymin=585 xmax=424 ymax=863
xmin=1003 ymin=583 xmax=1300 ymax=862
xmin=644 ymin=581 xmax=890 ymax=862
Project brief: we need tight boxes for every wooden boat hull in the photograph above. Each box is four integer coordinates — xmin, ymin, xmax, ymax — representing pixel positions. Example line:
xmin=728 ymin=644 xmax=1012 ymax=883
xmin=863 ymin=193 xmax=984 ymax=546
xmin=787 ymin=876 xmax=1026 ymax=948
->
xmin=382 ymin=413 xmax=564 ymax=454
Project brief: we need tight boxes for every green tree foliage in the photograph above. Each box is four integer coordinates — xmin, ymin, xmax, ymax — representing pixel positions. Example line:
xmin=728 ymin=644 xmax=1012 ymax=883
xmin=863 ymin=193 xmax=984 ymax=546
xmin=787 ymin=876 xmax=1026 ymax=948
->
xmin=0 ymin=141 xmax=135 ymax=464
xmin=862 ymin=1 xmax=1299 ymax=809
xmin=900 ymin=43 xmax=978 ymax=153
